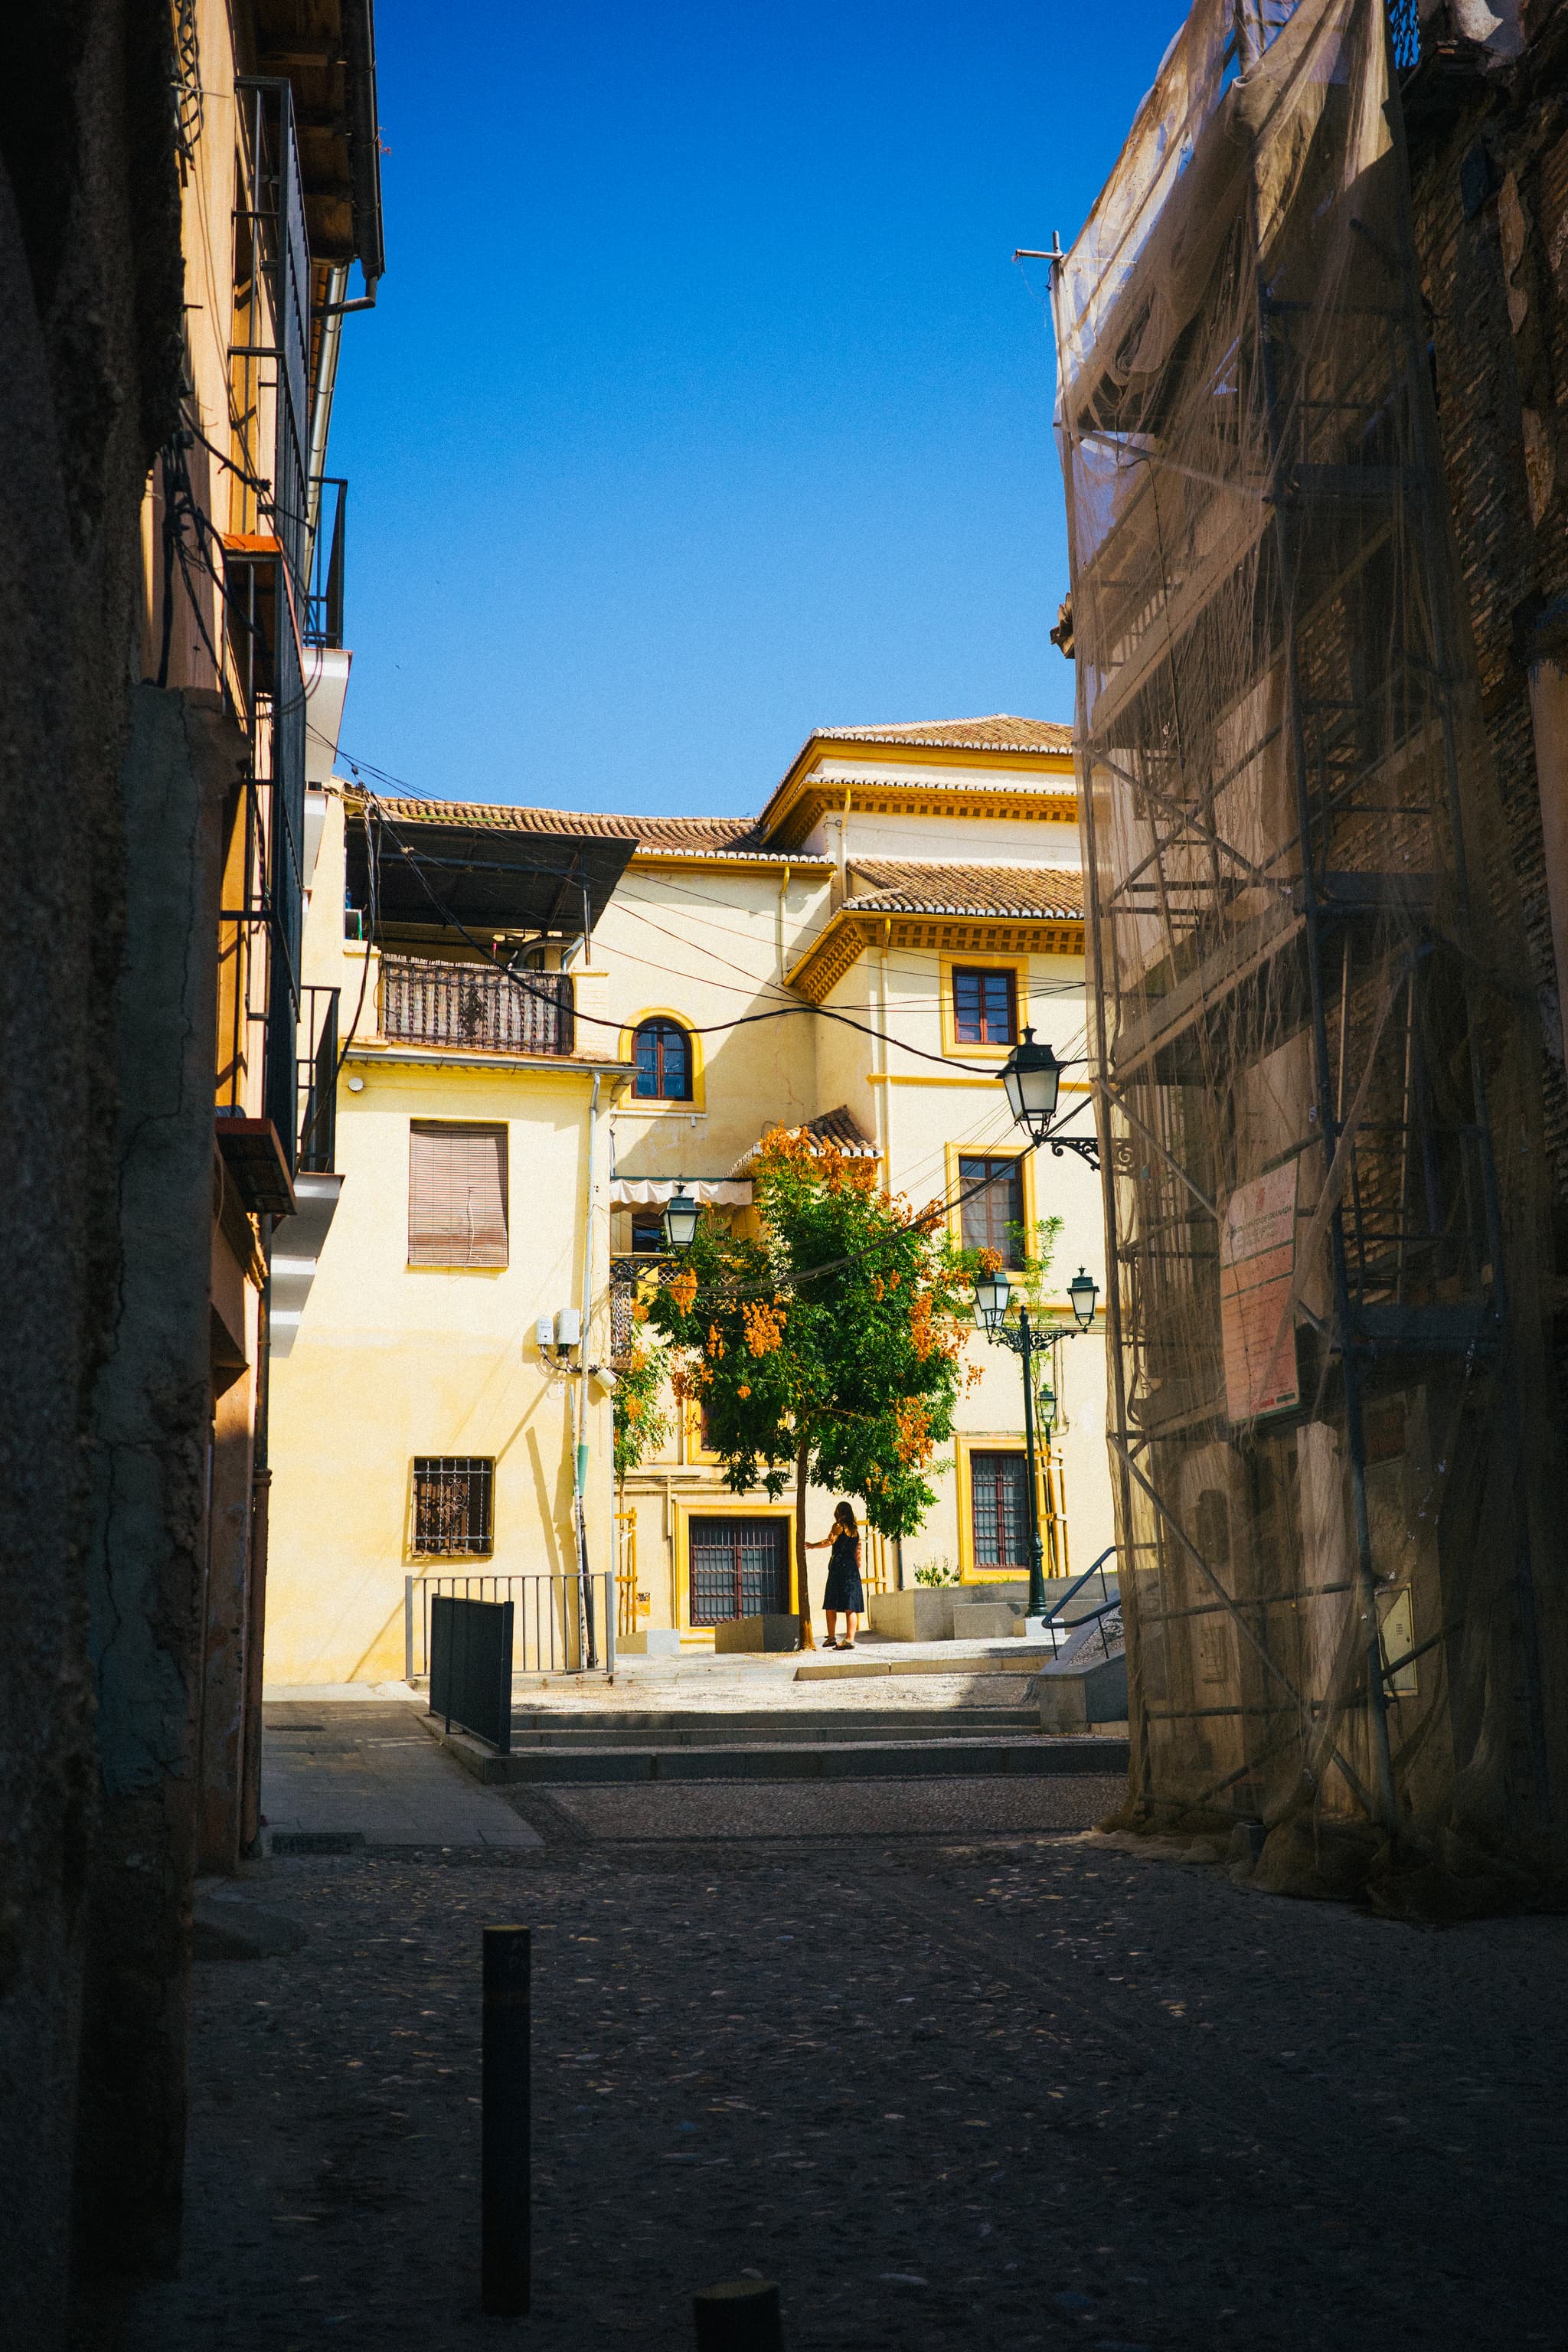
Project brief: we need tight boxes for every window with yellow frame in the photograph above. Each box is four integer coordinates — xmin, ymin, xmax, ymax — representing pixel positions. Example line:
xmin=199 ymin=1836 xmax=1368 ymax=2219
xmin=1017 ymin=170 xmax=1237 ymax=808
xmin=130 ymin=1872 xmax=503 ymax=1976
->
xmin=954 ymin=1434 xmax=1031 ymax=1582
xmin=617 ymin=1007 xmax=706 ymax=1112
xmin=945 ymin=1140 xmax=1034 ymax=1269
xmin=939 ymin=950 xmax=1028 ymax=1062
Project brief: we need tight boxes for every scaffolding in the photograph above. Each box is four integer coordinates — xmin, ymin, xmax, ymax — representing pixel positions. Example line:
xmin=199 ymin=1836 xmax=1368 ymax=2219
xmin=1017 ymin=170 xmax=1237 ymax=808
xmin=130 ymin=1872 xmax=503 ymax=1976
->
xmin=1055 ymin=0 xmax=1563 ymax=1900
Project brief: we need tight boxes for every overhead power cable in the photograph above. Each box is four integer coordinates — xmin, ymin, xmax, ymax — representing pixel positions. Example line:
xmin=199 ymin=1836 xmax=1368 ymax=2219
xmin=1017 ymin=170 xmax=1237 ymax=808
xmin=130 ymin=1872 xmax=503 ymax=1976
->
xmin=354 ymin=777 xmax=1087 ymax=1083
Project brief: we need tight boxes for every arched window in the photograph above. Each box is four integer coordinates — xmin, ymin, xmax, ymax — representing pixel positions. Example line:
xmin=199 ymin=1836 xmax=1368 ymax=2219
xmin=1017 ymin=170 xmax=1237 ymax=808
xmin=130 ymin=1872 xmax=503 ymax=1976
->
xmin=633 ymin=1018 xmax=692 ymax=1101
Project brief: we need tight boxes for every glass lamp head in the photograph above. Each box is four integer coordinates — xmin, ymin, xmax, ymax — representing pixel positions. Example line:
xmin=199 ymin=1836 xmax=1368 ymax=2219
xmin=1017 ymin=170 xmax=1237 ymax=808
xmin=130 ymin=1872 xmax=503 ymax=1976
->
xmin=1068 ymin=1265 xmax=1099 ymax=1328
xmin=662 ymin=1182 xmax=701 ymax=1253
xmin=1000 ymin=1028 xmax=1063 ymax=1140
xmin=972 ymin=1265 xmax=1011 ymax=1335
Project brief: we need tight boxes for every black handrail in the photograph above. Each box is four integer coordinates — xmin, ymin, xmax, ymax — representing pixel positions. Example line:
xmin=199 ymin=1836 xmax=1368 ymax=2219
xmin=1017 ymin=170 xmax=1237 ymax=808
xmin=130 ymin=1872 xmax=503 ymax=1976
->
xmin=1040 ymin=1544 xmax=1118 ymax=1623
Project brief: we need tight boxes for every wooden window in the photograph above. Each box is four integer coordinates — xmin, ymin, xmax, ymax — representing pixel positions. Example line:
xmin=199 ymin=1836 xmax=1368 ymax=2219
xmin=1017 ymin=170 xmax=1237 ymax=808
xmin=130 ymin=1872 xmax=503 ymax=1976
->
xmin=412 ymin=1456 xmax=495 ymax=1555
xmin=633 ymin=1018 xmax=692 ymax=1101
xmin=970 ymin=1452 xmax=1029 ymax=1571
xmin=952 ymin=966 xmax=1018 ymax=1046
xmin=408 ymin=1122 xmax=508 ymax=1266
xmin=959 ymin=1153 xmax=1024 ymax=1260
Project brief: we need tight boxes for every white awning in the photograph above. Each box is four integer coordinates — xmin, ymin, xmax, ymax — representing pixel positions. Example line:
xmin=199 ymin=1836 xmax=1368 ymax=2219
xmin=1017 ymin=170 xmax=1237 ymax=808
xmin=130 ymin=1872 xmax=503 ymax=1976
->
xmin=609 ymin=1178 xmax=753 ymax=1207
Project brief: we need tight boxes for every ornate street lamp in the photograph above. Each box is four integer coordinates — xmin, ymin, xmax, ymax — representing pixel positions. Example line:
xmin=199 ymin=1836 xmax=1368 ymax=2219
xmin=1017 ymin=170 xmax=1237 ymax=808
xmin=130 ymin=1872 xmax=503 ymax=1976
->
xmin=998 ymin=1030 xmax=1100 ymax=1168
xmin=999 ymin=1028 xmax=1062 ymax=1139
xmin=662 ymin=1181 xmax=701 ymax=1254
xmin=973 ymin=1269 xmax=1051 ymax=1622
xmin=1068 ymin=1266 xmax=1099 ymax=1328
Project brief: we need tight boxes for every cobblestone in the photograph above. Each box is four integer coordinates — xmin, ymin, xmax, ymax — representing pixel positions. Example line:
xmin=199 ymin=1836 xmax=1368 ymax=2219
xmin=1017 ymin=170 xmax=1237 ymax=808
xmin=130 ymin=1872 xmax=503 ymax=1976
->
xmin=107 ymin=1775 xmax=1568 ymax=2351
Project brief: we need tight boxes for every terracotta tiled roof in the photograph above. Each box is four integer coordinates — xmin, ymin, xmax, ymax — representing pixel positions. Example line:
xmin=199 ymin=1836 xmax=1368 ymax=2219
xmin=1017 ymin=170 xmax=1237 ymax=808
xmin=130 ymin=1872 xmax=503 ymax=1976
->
xmin=366 ymin=793 xmax=644 ymax=839
xmin=729 ymin=1103 xmax=877 ymax=1178
xmin=814 ymin=715 xmax=1074 ymax=753
xmin=357 ymin=794 xmax=822 ymax=862
xmin=841 ymin=861 xmax=1086 ymax=920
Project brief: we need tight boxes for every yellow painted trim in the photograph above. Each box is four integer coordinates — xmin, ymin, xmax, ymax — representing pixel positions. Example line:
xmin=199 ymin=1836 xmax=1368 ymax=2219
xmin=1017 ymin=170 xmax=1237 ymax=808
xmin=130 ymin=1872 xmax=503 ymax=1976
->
xmin=629 ymin=850 xmax=834 ymax=876
xmin=758 ymin=733 xmax=1078 ymax=846
xmin=786 ymin=910 xmax=1086 ymax=1004
xmin=939 ymin=949 xmax=1029 ymax=1063
xmin=945 ymin=1138 xmax=1036 ymax=1266
xmin=867 ymin=1072 xmax=1002 ymax=1089
xmin=670 ymin=1492 xmax=795 ymax=1628
xmin=617 ymin=1005 xmax=707 ymax=1112
xmin=954 ymin=1433 xmax=1031 ymax=1583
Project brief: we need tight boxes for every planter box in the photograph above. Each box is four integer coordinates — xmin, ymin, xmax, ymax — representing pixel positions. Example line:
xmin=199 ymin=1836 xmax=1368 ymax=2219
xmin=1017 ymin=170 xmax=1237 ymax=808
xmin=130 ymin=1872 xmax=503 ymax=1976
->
xmin=951 ymin=1602 xmax=1019 ymax=1640
xmin=616 ymin=1628 xmax=681 ymax=1657
xmin=867 ymin=1589 xmax=956 ymax=1642
xmin=714 ymin=1614 xmax=799 ymax=1654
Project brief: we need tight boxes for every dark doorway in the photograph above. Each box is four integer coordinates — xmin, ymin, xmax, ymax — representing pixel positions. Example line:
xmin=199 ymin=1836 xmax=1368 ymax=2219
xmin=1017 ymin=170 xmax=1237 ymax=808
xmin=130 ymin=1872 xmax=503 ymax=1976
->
xmin=688 ymin=1516 xmax=789 ymax=1624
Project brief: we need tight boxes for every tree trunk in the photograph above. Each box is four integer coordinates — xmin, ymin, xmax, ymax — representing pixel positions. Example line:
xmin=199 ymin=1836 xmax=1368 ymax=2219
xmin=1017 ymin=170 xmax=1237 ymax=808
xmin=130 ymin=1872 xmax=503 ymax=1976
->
xmin=794 ymin=1441 xmax=815 ymax=1650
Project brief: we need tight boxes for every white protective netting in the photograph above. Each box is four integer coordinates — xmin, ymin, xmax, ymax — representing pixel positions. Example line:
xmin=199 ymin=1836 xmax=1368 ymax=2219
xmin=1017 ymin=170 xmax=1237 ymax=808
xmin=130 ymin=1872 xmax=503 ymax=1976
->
xmin=1056 ymin=0 xmax=1566 ymax=1911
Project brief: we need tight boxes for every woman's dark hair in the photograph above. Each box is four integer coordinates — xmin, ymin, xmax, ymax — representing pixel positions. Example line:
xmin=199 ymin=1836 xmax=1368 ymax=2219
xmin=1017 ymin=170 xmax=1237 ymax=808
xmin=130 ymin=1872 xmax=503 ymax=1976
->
xmin=833 ymin=1500 xmax=858 ymax=1533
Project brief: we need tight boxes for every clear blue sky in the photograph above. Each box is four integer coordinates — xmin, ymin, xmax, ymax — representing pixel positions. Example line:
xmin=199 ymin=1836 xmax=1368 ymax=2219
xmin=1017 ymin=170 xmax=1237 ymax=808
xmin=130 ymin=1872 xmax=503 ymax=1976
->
xmin=330 ymin=0 xmax=1183 ymax=819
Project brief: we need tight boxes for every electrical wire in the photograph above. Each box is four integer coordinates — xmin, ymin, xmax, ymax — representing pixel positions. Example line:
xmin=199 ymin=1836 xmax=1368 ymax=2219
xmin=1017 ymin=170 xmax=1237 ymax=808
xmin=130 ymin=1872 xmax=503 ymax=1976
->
xmin=357 ymin=778 xmax=1087 ymax=1082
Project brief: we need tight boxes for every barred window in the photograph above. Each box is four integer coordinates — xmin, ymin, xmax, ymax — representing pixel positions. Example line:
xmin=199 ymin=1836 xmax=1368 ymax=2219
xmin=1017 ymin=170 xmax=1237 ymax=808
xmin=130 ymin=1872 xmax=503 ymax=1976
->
xmin=412 ymin=1457 xmax=494 ymax=1556
xmin=971 ymin=1452 xmax=1029 ymax=1570
xmin=409 ymin=1122 xmax=508 ymax=1266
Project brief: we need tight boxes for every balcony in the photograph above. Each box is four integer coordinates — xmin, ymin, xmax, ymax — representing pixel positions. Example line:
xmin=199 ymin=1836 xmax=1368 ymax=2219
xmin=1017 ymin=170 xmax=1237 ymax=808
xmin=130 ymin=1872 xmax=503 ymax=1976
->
xmin=380 ymin=953 xmax=575 ymax=1057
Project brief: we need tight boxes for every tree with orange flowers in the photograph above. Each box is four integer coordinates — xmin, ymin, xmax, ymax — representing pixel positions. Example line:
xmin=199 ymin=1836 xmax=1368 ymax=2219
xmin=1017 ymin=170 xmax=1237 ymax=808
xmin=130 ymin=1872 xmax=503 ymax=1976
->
xmin=641 ymin=1127 xmax=975 ymax=1649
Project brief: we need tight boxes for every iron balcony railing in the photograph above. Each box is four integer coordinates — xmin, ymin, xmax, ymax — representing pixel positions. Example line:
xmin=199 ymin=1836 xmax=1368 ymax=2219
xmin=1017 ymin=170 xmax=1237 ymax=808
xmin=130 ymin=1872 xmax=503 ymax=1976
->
xmin=297 ymin=985 xmax=339 ymax=1172
xmin=380 ymin=954 xmax=574 ymax=1057
xmin=306 ymin=475 xmax=346 ymax=648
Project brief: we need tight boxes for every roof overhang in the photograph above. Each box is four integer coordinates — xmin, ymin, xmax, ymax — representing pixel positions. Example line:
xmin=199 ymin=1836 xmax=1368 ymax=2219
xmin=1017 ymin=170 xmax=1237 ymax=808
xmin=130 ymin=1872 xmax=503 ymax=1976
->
xmin=756 ymin=743 xmax=1078 ymax=852
xmin=786 ymin=906 xmax=1087 ymax=1004
xmin=347 ymin=808 xmax=635 ymax=942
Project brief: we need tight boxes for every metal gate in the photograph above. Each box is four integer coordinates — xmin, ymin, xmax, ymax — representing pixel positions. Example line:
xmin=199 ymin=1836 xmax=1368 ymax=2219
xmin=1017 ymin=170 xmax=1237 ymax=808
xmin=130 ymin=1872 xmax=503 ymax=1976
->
xmin=688 ymin=1517 xmax=789 ymax=1625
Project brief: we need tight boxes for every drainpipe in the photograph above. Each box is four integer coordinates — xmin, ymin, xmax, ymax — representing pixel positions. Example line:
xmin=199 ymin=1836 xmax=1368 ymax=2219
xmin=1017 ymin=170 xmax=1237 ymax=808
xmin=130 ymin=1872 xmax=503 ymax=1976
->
xmin=575 ymin=1073 xmax=601 ymax=1662
xmin=305 ymin=263 xmax=349 ymax=536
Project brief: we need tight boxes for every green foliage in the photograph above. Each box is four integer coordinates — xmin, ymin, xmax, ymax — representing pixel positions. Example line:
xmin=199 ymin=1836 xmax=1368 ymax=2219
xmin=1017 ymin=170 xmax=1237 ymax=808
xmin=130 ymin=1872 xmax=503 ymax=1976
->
xmin=612 ymin=1323 xmax=673 ymax=1485
xmin=913 ymin=1554 xmax=960 ymax=1587
xmin=644 ymin=1129 xmax=975 ymax=1542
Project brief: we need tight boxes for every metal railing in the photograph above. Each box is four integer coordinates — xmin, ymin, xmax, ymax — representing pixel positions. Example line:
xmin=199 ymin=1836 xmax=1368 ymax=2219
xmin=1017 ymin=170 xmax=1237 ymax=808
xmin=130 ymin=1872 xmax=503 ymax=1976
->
xmin=297 ymin=985 xmax=338 ymax=1171
xmin=1041 ymin=1545 xmax=1118 ymax=1623
xmin=381 ymin=955 xmax=574 ymax=1057
xmin=306 ymin=475 xmax=346 ymax=648
xmin=406 ymin=1570 xmax=616 ymax=1682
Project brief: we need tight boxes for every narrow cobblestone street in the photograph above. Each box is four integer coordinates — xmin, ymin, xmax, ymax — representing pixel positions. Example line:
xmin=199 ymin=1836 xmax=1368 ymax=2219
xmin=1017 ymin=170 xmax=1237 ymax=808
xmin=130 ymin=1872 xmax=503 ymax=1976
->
xmin=107 ymin=1726 xmax=1568 ymax=2352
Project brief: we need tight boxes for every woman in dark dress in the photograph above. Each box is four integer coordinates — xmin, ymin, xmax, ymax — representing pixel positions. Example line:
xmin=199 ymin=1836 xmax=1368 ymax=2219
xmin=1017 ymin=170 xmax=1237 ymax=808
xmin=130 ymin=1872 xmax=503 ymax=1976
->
xmin=807 ymin=1501 xmax=865 ymax=1650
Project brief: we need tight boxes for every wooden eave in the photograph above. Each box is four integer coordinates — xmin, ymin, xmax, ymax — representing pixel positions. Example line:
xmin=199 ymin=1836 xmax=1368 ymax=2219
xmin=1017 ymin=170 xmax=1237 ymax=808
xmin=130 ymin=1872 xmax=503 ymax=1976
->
xmin=760 ymin=762 xmax=1079 ymax=853
xmin=786 ymin=906 xmax=1088 ymax=1004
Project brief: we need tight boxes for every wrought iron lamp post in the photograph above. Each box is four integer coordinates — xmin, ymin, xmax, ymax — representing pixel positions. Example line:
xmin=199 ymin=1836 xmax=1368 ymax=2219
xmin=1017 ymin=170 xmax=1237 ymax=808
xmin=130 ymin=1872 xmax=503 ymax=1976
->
xmin=972 ymin=1263 xmax=1099 ymax=1622
xmin=972 ymin=1265 xmax=1053 ymax=1620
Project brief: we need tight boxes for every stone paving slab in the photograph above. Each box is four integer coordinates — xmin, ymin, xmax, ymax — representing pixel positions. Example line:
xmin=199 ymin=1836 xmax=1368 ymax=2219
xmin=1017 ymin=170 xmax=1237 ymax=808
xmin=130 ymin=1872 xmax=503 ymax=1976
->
xmin=545 ymin=1772 xmax=1128 ymax=1839
xmin=262 ymin=1701 xmax=542 ymax=1849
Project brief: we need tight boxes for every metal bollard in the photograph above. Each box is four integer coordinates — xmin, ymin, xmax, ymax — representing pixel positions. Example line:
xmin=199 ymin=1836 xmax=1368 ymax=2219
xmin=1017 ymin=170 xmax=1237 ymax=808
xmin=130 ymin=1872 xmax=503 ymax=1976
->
xmin=482 ymin=1925 xmax=531 ymax=2315
xmin=693 ymin=2279 xmax=784 ymax=2350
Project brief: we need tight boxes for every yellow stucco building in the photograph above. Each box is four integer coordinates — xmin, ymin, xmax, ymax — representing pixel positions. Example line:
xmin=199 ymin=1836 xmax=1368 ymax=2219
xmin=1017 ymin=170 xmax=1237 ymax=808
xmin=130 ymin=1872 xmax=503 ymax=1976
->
xmin=265 ymin=716 xmax=1112 ymax=1684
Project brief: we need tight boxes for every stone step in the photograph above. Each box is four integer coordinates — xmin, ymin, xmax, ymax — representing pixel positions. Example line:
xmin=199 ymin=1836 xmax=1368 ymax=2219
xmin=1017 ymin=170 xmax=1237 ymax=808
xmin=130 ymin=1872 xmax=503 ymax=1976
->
xmin=430 ymin=1723 xmax=1130 ymax=1787
xmin=504 ymin=1707 xmax=1038 ymax=1749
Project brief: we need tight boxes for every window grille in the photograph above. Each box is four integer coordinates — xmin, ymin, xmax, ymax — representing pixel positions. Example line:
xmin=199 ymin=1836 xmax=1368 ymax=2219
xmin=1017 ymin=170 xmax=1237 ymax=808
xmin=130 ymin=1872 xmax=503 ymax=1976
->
xmin=633 ymin=1019 xmax=692 ymax=1100
xmin=952 ymin=966 xmax=1018 ymax=1046
xmin=409 ymin=1122 xmax=508 ymax=1266
xmin=970 ymin=1452 xmax=1029 ymax=1571
xmin=959 ymin=1154 xmax=1024 ymax=1259
xmin=412 ymin=1458 xmax=495 ymax=1557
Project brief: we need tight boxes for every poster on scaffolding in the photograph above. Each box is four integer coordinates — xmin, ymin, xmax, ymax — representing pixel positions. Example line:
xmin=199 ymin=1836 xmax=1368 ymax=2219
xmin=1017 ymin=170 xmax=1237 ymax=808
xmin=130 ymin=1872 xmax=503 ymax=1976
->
xmin=1220 ymin=1163 xmax=1299 ymax=1423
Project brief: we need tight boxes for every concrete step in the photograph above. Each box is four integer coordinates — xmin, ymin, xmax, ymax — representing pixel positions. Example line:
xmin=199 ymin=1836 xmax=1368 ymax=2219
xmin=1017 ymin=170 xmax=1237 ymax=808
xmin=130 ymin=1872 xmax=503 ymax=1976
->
xmin=430 ymin=1722 xmax=1130 ymax=1787
xmin=504 ymin=1707 xmax=1039 ymax=1749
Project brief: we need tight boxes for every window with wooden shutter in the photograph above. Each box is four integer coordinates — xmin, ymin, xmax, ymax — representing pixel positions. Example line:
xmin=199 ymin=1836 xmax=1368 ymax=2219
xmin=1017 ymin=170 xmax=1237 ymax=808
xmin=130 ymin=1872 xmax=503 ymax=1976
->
xmin=408 ymin=1122 xmax=509 ymax=1266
